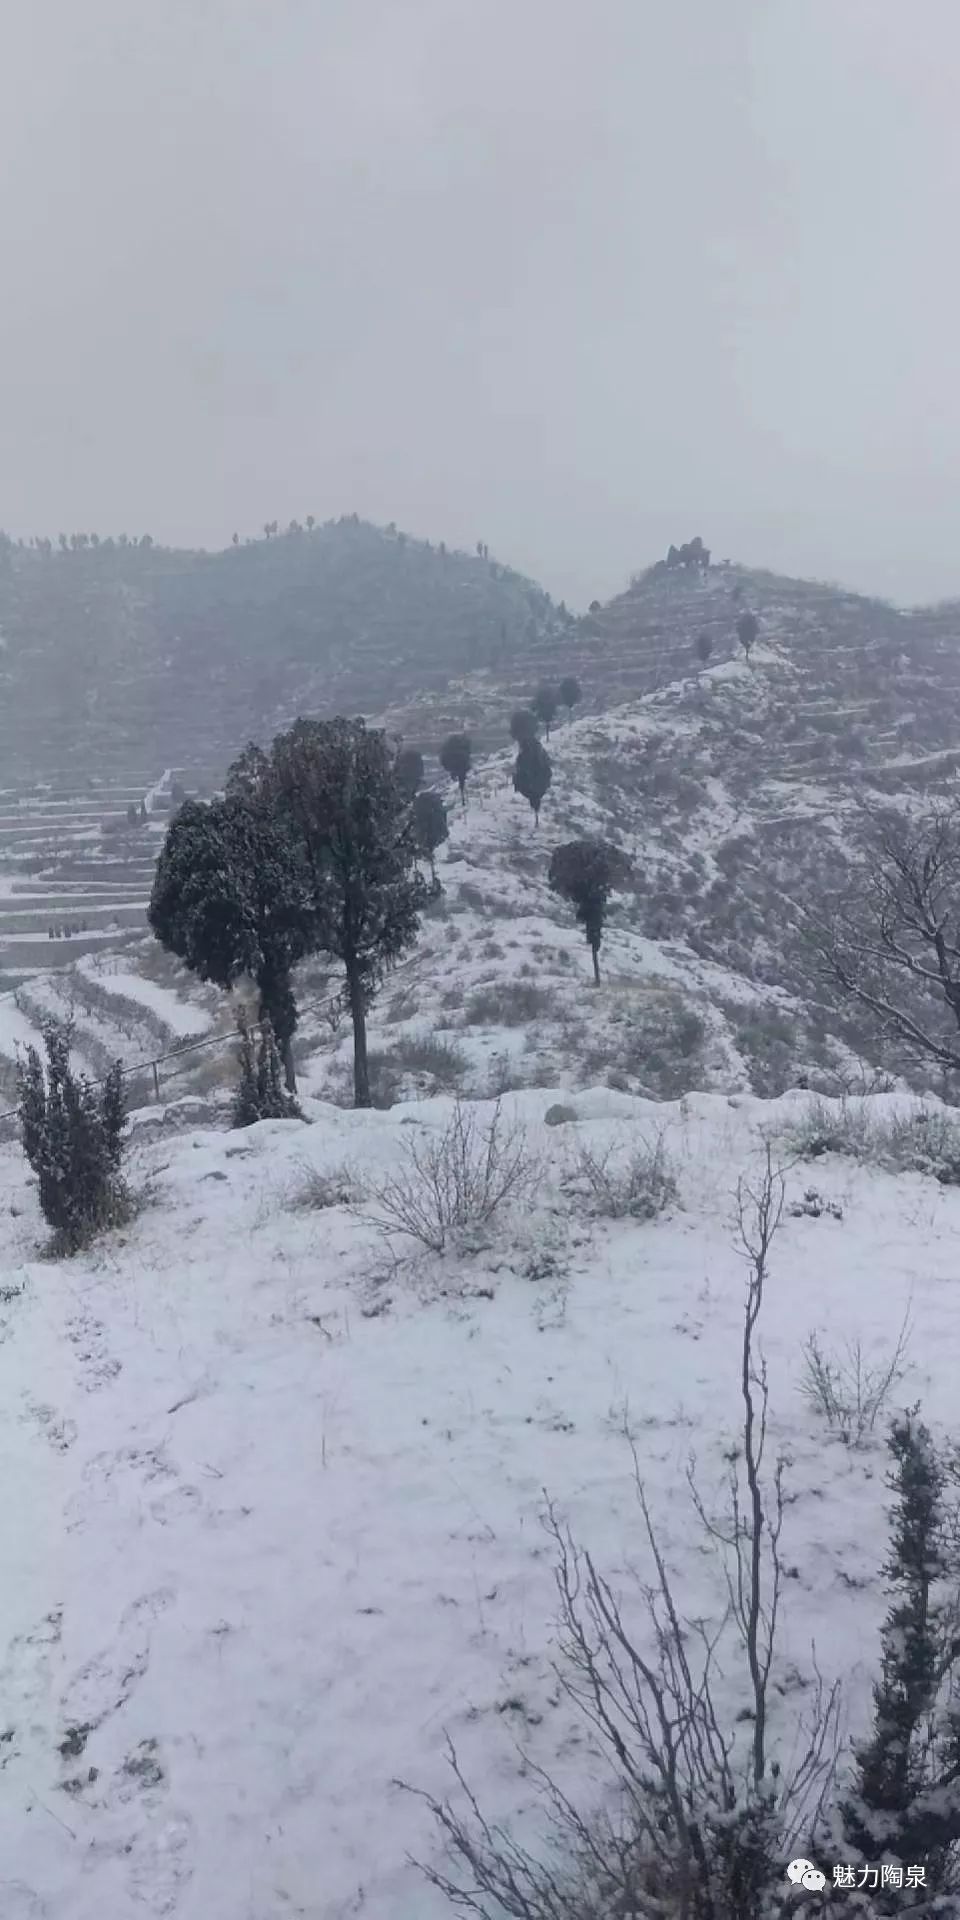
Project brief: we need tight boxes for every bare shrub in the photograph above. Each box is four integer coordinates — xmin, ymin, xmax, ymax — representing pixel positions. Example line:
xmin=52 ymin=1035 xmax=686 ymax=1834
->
xmin=388 ymin=1033 xmax=469 ymax=1090
xmin=779 ymin=1095 xmax=875 ymax=1162
xmin=485 ymin=1051 xmax=530 ymax=1097
xmin=566 ymin=1131 xmax=677 ymax=1220
xmin=800 ymin=1315 xmax=911 ymax=1447
xmin=582 ymin=997 xmax=708 ymax=1099
xmin=367 ymin=1098 xmax=537 ymax=1253
xmin=288 ymin=1160 xmax=361 ymax=1211
xmin=729 ymin=1003 xmax=799 ymax=1097
xmin=782 ymin=1096 xmax=960 ymax=1183
xmin=878 ymin=1104 xmax=960 ymax=1183
xmin=465 ymin=983 xmax=556 ymax=1027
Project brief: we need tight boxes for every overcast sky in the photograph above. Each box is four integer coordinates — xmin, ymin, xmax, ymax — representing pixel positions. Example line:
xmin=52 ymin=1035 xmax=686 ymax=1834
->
xmin=1 ymin=1 xmax=957 ymax=609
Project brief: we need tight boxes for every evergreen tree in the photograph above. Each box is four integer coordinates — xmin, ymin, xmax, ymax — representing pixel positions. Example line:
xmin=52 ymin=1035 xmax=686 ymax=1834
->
xmin=148 ymin=795 xmax=315 ymax=1092
xmin=559 ymin=675 xmax=581 ymax=720
xmin=17 ymin=1023 xmax=128 ymax=1252
xmin=696 ymin=631 xmax=713 ymax=668
xmin=254 ymin=717 xmax=430 ymax=1109
xmin=509 ymin=707 xmax=539 ymax=747
xmin=396 ymin=747 xmax=425 ymax=802
xmin=842 ymin=1413 xmax=960 ymax=1904
xmin=439 ymin=733 xmax=471 ymax=808
xmin=737 ymin=610 xmax=759 ymax=659
xmin=532 ymin=683 xmax=559 ymax=738
xmin=412 ymin=790 xmax=448 ymax=879
xmin=548 ymin=838 xmax=631 ymax=983
xmin=512 ymin=738 xmax=552 ymax=827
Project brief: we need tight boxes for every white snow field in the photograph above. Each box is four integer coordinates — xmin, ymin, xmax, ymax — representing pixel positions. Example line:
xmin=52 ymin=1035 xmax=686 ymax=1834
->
xmin=1 ymin=1083 xmax=958 ymax=1918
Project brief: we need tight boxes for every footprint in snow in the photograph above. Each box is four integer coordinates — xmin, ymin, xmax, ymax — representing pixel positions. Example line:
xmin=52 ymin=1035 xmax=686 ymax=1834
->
xmin=66 ymin=1446 xmax=177 ymax=1532
xmin=149 ymin=1485 xmax=202 ymax=1526
xmin=62 ymin=1735 xmax=169 ymax=1814
xmin=125 ymin=1811 xmax=195 ymax=1915
xmin=24 ymin=1401 xmax=78 ymax=1452
xmin=0 ymin=1885 xmax=49 ymax=1919
xmin=58 ymin=1588 xmax=175 ymax=1745
xmin=116 ymin=1737 xmax=168 ymax=1807
xmin=0 ymin=1607 xmax=63 ymax=1741
xmin=64 ymin=1313 xmax=122 ymax=1392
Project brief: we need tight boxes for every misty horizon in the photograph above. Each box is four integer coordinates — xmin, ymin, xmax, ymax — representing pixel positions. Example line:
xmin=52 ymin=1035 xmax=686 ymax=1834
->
xmin=4 ymin=513 xmax=955 ymax=620
xmin=3 ymin=1 xmax=959 ymax=610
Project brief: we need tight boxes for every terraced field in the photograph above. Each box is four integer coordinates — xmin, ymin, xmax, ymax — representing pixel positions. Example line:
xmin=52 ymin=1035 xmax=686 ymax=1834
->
xmin=0 ymin=766 xmax=207 ymax=972
xmin=0 ymin=768 xmax=213 ymax=1111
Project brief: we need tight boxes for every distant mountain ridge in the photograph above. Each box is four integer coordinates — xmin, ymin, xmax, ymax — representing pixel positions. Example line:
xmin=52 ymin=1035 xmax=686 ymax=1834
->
xmin=0 ymin=518 xmax=566 ymax=784
xmin=7 ymin=515 xmax=960 ymax=793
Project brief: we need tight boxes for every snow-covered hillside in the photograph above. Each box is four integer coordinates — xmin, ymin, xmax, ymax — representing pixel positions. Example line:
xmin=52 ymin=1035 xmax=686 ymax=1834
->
xmin=1 ymin=1080 xmax=957 ymax=1917
xmin=304 ymin=686 xmax=914 ymax=1112
xmin=6 ymin=607 xmax=960 ymax=1120
xmin=1 ymin=679 xmax=858 ymax=1129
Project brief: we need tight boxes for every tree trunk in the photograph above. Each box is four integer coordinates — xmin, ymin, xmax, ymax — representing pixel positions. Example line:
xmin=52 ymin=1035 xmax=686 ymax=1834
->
xmin=258 ymin=964 xmax=297 ymax=1093
xmin=591 ymin=941 xmax=600 ymax=986
xmin=348 ymin=965 xmax=370 ymax=1108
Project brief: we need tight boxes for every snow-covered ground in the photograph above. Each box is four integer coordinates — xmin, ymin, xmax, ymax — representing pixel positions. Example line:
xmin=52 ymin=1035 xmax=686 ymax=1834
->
xmin=0 ymin=1083 xmax=956 ymax=1918
xmin=76 ymin=957 xmax=214 ymax=1040
xmin=0 ymin=994 xmax=45 ymax=1057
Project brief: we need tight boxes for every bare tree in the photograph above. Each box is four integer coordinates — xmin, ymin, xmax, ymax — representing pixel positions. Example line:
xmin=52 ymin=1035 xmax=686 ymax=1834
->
xmin=806 ymin=800 xmax=960 ymax=1077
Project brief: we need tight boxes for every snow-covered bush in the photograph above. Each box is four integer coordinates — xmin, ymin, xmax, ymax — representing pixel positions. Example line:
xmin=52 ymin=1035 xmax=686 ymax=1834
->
xmin=288 ymin=1160 xmax=360 ymax=1211
xmin=783 ymin=1097 xmax=960 ymax=1183
xmin=385 ymin=1033 xmax=468 ymax=1091
xmin=17 ymin=1022 xmax=131 ymax=1253
xmin=781 ymin=1095 xmax=877 ymax=1162
xmin=368 ymin=1098 xmax=537 ymax=1253
xmin=566 ymin=1130 xmax=677 ymax=1221
xmin=876 ymin=1105 xmax=960 ymax=1183
xmin=465 ymin=981 xmax=555 ymax=1027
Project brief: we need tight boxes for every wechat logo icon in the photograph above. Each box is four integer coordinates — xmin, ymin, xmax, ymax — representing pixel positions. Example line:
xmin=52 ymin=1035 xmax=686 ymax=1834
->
xmin=786 ymin=1858 xmax=827 ymax=1892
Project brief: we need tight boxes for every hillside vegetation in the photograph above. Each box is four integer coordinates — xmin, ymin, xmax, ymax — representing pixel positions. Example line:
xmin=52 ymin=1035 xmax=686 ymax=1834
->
xmin=6 ymin=537 xmax=960 ymax=1107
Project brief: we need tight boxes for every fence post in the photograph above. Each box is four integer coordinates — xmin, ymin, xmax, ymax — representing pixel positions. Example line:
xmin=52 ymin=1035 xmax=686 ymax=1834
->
xmin=152 ymin=1060 xmax=161 ymax=1103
